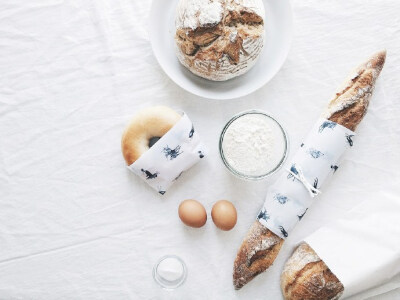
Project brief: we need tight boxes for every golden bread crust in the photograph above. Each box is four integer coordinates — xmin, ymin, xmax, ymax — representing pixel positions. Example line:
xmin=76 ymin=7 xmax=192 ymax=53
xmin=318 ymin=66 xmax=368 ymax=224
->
xmin=325 ymin=50 xmax=386 ymax=130
xmin=233 ymin=221 xmax=283 ymax=289
xmin=121 ymin=106 xmax=181 ymax=165
xmin=281 ymin=243 xmax=344 ymax=300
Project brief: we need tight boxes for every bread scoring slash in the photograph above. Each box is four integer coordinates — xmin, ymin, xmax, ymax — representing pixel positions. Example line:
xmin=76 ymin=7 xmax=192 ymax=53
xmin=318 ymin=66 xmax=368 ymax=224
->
xmin=281 ymin=243 xmax=344 ymax=300
xmin=233 ymin=50 xmax=386 ymax=290
xmin=175 ymin=0 xmax=265 ymax=81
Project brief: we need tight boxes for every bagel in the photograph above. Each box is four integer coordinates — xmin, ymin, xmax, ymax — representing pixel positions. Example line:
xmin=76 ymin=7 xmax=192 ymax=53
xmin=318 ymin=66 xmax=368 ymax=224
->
xmin=121 ymin=106 xmax=181 ymax=165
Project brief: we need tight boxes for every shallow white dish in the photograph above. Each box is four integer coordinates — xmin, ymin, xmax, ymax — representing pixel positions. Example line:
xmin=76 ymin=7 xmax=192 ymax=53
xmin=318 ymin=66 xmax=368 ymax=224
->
xmin=149 ymin=0 xmax=293 ymax=100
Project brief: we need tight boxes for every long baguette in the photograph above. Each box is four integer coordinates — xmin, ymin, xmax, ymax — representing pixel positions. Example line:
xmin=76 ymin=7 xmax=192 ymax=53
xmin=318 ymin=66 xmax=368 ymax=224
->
xmin=233 ymin=50 xmax=386 ymax=290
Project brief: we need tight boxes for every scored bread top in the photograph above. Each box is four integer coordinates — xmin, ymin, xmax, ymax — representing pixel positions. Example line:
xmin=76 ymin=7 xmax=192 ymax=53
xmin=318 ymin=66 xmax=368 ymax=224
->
xmin=233 ymin=221 xmax=283 ymax=290
xmin=175 ymin=0 xmax=265 ymax=81
xmin=281 ymin=243 xmax=344 ymax=300
xmin=324 ymin=50 xmax=386 ymax=131
xmin=281 ymin=243 xmax=321 ymax=288
xmin=176 ymin=0 xmax=265 ymax=30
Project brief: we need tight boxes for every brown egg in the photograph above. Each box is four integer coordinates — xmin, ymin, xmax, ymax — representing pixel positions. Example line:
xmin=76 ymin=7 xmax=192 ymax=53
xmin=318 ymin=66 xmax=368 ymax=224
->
xmin=178 ymin=199 xmax=207 ymax=228
xmin=211 ymin=200 xmax=237 ymax=231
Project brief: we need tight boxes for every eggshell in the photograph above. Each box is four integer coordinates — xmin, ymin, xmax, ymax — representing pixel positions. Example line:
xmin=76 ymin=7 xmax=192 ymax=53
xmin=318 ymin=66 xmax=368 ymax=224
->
xmin=211 ymin=200 xmax=237 ymax=231
xmin=178 ymin=199 xmax=207 ymax=228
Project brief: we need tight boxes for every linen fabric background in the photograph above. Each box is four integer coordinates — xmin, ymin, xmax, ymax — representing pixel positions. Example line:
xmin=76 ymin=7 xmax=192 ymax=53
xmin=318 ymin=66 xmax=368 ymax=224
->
xmin=1 ymin=0 xmax=399 ymax=299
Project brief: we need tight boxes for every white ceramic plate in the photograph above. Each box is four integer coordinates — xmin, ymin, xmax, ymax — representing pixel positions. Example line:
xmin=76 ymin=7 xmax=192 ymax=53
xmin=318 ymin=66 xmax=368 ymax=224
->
xmin=149 ymin=0 xmax=293 ymax=100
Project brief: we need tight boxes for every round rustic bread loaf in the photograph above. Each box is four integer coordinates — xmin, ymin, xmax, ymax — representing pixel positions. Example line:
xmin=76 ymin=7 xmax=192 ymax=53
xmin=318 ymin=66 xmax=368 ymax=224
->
xmin=175 ymin=0 xmax=265 ymax=81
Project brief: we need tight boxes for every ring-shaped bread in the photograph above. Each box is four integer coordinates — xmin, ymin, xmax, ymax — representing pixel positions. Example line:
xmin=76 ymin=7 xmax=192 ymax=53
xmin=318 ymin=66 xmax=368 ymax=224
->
xmin=121 ymin=106 xmax=181 ymax=165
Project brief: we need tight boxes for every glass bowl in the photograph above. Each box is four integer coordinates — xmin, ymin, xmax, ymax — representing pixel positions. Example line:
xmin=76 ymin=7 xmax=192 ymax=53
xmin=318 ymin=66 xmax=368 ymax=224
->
xmin=219 ymin=110 xmax=289 ymax=180
xmin=152 ymin=255 xmax=187 ymax=290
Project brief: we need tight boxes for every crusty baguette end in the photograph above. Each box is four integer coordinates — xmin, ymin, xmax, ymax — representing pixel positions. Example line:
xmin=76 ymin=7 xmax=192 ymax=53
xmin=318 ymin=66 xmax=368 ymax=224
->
xmin=280 ymin=243 xmax=344 ymax=300
xmin=233 ymin=221 xmax=283 ymax=289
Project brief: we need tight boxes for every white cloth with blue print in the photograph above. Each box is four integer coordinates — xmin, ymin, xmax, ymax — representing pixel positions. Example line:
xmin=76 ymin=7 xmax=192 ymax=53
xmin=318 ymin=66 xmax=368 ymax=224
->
xmin=258 ymin=118 xmax=356 ymax=239
xmin=127 ymin=113 xmax=205 ymax=195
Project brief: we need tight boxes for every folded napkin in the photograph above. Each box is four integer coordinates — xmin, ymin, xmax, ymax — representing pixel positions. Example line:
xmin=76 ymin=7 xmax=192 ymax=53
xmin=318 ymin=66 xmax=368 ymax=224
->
xmin=127 ymin=112 xmax=205 ymax=195
xmin=305 ymin=192 xmax=400 ymax=298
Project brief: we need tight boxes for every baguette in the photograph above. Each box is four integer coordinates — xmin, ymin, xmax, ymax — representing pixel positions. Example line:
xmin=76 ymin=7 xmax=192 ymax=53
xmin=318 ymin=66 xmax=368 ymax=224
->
xmin=281 ymin=243 xmax=344 ymax=300
xmin=233 ymin=50 xmax=386 ymax=290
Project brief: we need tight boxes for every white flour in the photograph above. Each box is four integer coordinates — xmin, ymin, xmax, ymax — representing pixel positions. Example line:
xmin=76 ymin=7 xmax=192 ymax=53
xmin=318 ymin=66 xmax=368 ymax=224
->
xmin=176 ymin=0 xmax=265 ymax=30
xmin=176 ymin=0 xmax=223 ymax=30
xmin=222 ymin=114 xmax=281 ymax=176
xmin=157 ymin=257 xmax=184 ymax=282
xmin=232 ymin=0 xmax=266 ymax=19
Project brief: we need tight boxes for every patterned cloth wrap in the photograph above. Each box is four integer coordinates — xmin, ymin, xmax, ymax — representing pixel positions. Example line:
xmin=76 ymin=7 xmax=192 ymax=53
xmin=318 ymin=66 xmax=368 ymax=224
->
xmin=257 ymin=118 xmax=356 ymax=239
xmin=127 ymin=112 xmax=205 ymax=195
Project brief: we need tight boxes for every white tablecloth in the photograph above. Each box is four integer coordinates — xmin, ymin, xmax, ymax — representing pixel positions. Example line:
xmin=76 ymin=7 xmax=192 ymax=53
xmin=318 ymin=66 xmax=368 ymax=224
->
xmin=1 ymin=0 xmax=399 ymax=299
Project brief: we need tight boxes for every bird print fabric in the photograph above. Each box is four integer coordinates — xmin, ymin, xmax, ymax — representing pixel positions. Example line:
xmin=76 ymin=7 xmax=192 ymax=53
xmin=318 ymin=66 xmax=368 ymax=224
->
xmin=257 ymin=118 xmax=356 ymax=239
xmin=128 ymin=113 xmax=205 ymax=195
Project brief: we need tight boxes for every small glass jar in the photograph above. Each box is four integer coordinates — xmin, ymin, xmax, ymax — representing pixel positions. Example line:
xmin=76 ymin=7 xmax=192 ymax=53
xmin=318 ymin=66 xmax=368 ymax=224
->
xmin=153 ymin=255 xmax=187 ymax=290
xmin=219 ymin=110 xmax=289 ymax=180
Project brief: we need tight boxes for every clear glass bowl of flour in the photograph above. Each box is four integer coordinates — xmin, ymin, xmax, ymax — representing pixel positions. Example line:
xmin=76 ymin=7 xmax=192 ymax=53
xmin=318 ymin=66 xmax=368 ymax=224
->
xmin=219 ymin=110 xmax=289 ymax=180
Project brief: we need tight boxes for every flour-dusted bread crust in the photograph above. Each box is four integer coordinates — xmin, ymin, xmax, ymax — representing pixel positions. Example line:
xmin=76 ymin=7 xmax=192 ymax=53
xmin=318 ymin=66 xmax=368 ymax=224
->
xmin=175 ymin=0 xmax=265 ymax=81
xmin=324 ymin=50 xmax=387 ymax=130
xmin=281 ymin=243 xmax=344 ymax=300
xmin=233 ymin=50 xmax=386 ymax=290
xmin=233 ymin=221 xmax=283 ymax=289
